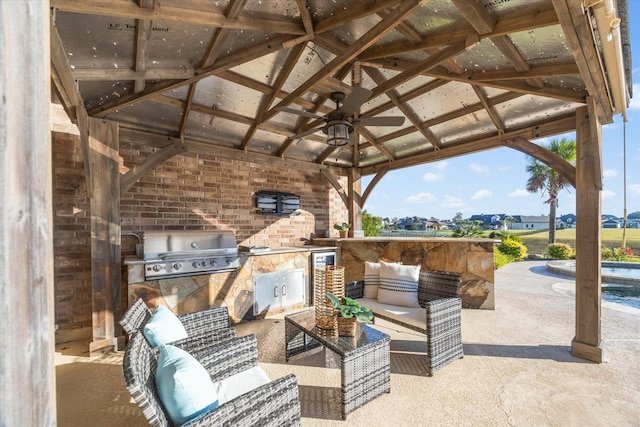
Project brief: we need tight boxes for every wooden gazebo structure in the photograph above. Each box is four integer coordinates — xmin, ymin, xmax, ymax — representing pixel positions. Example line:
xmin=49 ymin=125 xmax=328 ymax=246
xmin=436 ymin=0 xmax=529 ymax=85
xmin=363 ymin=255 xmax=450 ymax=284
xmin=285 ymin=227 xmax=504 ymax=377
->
xmin=1 ymin=0 xmax=631 ymax=423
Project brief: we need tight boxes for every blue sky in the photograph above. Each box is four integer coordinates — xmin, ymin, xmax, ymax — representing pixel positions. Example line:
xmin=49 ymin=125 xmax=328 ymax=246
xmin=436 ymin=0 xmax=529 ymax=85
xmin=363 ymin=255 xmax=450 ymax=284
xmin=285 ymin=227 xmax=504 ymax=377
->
xmin=363 ymin=2 xmax=640 ymax=221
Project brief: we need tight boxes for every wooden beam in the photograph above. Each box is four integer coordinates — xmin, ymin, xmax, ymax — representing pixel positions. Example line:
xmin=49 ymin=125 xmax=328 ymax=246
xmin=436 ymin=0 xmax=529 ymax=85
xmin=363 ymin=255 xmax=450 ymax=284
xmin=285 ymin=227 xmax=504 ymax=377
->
xmin=118 ymin=127 xmax=348 ymax=176
xmin=469 ymin=63 xmax=580 ymax=82
xmin=1 ymin=1 xmax=55 ymax=424
xmin=552 ymin=0 xmax=613 ymax=121
xmin=87 ymin=34 xmax=295 ymax=117
xmin=371 ymin=37 xmax=478 ymax=97
xmin=133 ymin=0 xmax=154 ymax=92
xmin=572 ymin=96 xmax=603 ymax=363
xmin=72 ymin=68 xmax=195 ymax=81
xmin=321 ymin=170 xmax=349 ymax=207
xmin=315 ymin=0 xmax=403 ymax=34
xmin=51 ymin=0 xmax=305 ymax=35
xmin=359 ymin=6 xmax=558 ymax=61
xmin=502 ymin=137 xmax=576 ymax=187
xmin=87 ymin=118 xmax=123 ymax=355
xmin=120 ymin=144 xmax=185 ymax=193
xmin=360 ymin=114 xmax=577 ymax=175
xmin=361 ymin=170 xmax=388 ymax=206
xmin=348 ymin=168 xmax=363 ymax=236
xmin=264 ymin=0 xmax=426 ymax=122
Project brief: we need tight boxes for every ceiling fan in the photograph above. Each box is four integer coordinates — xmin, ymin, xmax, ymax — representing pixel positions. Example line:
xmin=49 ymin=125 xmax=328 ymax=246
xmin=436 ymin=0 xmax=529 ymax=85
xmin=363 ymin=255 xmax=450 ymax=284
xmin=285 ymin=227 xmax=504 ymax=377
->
xmin=276 ymin=87 xmax=405 ymax=147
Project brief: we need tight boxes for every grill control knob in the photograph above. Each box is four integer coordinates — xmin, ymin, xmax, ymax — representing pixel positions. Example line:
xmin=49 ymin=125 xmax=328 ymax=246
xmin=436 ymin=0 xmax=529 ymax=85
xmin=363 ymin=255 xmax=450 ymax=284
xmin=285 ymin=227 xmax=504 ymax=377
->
xmin=152 ymin=265 xmax=162 ymax=272
xmin=173 ymin=263 xmax=182 ymax=270
xmin=192 ymin=262 xmax=200 ymax=268
xmin=226 ymin=258 xmax=232 ymax=265
xmin=210 ymin=260 xmax=218 ymax=267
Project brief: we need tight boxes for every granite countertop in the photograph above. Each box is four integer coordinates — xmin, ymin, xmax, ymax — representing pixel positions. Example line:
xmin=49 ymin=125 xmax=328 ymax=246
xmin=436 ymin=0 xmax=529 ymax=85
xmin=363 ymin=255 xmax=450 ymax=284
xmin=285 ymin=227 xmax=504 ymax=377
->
xmin=238 ymin=245 xmax=337 ymax=256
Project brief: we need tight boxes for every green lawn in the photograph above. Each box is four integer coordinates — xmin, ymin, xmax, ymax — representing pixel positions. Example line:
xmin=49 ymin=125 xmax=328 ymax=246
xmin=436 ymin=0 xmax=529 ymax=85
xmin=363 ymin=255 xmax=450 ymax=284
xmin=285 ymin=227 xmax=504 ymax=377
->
xmin=515 ymin=228 xmax=640 ymax=255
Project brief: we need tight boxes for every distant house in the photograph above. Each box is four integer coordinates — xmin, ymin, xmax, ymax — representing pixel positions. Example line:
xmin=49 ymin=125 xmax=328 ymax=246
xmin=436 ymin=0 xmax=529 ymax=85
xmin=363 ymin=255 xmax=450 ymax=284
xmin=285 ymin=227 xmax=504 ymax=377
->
xmin=602 ymin=218 xmax=621 ymax=229
xmin=510 ymin=215 xmax=549 ymax=230
xmin=468 ymin=214 xmax=507 ymax=230
xmin=558 ymin=214 xmax=576 ymax=229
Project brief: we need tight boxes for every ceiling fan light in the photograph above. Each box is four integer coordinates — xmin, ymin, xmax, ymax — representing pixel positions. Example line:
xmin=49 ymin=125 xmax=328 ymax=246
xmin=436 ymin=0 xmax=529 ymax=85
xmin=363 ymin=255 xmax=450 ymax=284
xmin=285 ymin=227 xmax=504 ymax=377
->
xmin=326 ymin=121 xmax=351 ymax=146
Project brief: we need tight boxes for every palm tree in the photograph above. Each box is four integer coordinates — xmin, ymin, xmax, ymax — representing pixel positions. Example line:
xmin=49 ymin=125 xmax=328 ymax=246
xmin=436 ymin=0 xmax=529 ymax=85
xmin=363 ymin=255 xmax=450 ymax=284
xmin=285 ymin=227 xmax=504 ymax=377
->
xmin=526 ymin=137 xmax=576 ymax=244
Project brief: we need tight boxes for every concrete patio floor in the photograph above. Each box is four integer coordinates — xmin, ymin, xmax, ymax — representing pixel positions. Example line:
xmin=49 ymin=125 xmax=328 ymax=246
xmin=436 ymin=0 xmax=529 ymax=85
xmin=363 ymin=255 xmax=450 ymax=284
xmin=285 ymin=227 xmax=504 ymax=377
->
xmin=55 ymin=260 xmax=640 ymax=426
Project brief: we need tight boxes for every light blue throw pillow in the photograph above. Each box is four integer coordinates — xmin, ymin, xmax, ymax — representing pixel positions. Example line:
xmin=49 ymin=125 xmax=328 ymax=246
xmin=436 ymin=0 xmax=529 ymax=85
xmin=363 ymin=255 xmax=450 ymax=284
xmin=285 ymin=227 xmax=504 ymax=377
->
xmin=143 ymin=304 xmax=188 ymax=348
xmin=156 ymin=345 xmax=219 ymax=426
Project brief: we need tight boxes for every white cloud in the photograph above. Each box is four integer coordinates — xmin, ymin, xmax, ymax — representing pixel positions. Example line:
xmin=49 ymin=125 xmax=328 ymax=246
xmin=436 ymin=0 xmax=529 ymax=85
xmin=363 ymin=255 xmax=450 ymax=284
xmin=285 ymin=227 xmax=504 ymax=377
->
xmin=471 ymin=189 xmax=493 ymax=200
xmin=433 ymin=161 xmax=448 ymax=170
xmin=406 ymin=192 xmax=437 ymax=204
xmin=603 ymin=168 xmax=618 ymax=179
xmin=497 ymin=165 xmax=512 ymax=172
xmin=601 ymin=189 xmax=616 ymax=200
xmin=629 ymin=84 xmax=640 ymax=110
xmin=628 ymin=184 xmax=640 ymax=198
xmin=469 ymin=163 xmax=491 ymax=175
xmin=422 ymin=172 xmax=444 ymax=182
xmin=508 ymin=189 xmax=530 ymax=198
xmin=441 ymin=195 xmax=466 ymax=209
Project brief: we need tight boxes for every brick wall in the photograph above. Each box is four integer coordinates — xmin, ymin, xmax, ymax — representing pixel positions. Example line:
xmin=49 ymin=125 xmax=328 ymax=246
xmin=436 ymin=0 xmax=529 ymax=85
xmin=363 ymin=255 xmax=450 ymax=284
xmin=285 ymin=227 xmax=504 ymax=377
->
xmin=52 ymin=130 xmax=348 ymax=343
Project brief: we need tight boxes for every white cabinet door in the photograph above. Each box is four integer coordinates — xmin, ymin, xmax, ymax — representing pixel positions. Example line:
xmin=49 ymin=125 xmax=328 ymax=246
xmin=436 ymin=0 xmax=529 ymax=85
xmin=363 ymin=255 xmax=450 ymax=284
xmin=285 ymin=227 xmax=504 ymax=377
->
xmin=253 ymin=269 xmax=305 ymax=315
xmin=281 ymin=269 xmax=305 ymax=309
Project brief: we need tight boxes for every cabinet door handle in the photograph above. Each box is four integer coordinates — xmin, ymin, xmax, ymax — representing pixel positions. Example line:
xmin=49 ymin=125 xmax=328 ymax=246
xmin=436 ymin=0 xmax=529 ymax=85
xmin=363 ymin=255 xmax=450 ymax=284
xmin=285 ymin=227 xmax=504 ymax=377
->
xmin=282 ymin=284 xmax=287 ymax=296
xmin=274 ymin=286 xmax=279 ymax=297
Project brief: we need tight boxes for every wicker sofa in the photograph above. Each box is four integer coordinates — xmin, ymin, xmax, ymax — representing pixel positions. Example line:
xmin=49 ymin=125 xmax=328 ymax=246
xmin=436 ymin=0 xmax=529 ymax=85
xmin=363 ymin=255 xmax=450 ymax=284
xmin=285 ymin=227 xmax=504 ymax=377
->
xmin=346 ymin=270 xmax=464 ymax=376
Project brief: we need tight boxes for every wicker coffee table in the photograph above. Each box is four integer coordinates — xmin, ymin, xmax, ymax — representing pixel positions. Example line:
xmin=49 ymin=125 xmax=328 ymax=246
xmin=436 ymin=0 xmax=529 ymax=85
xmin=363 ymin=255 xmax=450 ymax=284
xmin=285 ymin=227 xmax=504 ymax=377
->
xmin=285 ymin=309 xmax=390 ymax=419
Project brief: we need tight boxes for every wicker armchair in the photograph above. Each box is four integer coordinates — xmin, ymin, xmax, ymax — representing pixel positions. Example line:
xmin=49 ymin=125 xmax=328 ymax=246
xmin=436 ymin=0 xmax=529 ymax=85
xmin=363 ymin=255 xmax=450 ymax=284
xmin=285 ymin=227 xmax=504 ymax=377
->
xmin=347 ymin=270 xmax=463 ymax=376
xmin=123 ymin=333 xmax=302 ymax=426
xmin=120 ymin=298 xmax=236 ymax=343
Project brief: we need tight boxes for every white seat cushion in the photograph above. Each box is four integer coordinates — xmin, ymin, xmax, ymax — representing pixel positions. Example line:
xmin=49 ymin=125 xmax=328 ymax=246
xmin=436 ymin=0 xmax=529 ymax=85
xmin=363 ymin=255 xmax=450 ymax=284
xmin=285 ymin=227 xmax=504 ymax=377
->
xmin=358 ymin=297 xmax=426 ymax=332
xmin=214 ymin=366 xmax=271 ymax=406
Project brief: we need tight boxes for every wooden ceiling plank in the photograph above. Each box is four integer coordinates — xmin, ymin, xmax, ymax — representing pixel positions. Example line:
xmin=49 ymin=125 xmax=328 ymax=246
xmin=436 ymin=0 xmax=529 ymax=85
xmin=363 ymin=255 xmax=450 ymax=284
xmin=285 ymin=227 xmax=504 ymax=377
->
xmin=51 ymin=0 xmax=306 ymax=35
xmin=264 ymin=0 xmax=426 ymax=122
xmin=87 ymin=34 xmax=295 ymax=117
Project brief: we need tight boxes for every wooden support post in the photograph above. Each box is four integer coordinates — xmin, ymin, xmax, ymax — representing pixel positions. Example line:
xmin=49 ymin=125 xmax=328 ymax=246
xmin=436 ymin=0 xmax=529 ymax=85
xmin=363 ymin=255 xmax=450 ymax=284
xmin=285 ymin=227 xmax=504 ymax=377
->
xmin=88 ymin=118 xmax=124 ymax=355
xmin=348 ymin=168 xmax=362 ymax=237
xmin=1 ymin=1 xmax=56 ymax=424
xmin=572 ymin=97 xmax=603 ymax=363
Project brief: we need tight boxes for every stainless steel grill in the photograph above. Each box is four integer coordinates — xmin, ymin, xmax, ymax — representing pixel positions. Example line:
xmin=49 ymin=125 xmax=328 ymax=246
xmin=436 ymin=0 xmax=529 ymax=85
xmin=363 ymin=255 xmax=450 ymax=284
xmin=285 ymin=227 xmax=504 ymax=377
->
xmin=143 ymin=230 xmax=239 ymax=280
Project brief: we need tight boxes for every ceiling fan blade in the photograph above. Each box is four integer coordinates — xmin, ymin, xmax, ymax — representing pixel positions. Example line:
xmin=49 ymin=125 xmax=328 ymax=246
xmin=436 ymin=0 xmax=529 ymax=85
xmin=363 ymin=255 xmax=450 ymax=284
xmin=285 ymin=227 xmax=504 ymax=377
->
xmin=276 ymin=106 xmax=325 ymax=120
xmin=357 ymin=116 xmax=405 ymax=127
xmin=337 ymin=87 xmax=373 ymax=115
xmin=290 ymin=126 xmax=324 ymax=140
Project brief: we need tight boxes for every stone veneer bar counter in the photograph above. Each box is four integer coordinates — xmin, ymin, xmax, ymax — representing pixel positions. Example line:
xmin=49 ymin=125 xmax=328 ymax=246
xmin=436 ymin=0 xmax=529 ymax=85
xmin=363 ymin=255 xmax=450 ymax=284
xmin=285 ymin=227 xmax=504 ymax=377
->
xmin=311 ymin=237 xmax=496 ymax=309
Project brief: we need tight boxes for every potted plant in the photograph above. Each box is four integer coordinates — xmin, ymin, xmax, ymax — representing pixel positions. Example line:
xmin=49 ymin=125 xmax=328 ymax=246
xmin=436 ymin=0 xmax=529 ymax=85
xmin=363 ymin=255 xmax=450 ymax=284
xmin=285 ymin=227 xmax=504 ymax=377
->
xmin=333 ymin=222 xmax=351 ymax=238
xmin=326 ymin=292 xmax=374 ymax=336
